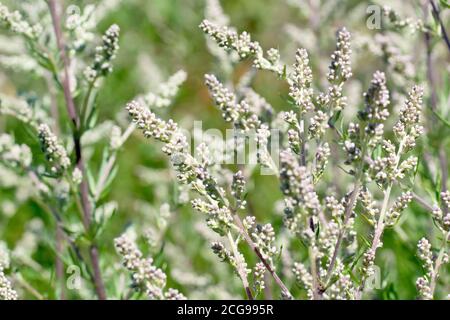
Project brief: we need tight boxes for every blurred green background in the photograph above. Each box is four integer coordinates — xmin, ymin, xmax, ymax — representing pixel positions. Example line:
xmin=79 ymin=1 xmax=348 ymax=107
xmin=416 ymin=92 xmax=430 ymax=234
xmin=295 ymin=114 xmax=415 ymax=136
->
xmin=0 ymin=0 xmax=449 ymax=299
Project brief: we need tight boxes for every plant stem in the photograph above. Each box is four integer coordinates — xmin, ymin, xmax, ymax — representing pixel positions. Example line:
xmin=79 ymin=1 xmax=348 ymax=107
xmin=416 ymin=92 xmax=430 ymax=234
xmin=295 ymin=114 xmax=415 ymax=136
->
xmin=299 ymin=119 xmax=306 ymax=166
xmin=232 ymin=213 xmax=294 ymax=299
xmin=48 ymin=0 xmax=106 ymax=300
xmin=357 ymin=139 xmax=405 ymax=298
xmin=429 ymin=231 xmax=449 ymax=295
xmin=324 ymin=142 xmax=368 ymax=286
xmin=226 ymin=231 xmax=254 ymax=300
xmin=14 ymin=274 xmax=45 ymax=300
xmin=308 ymin=245 xmax=322 ymax=300
xmin=45 ymin=67 xmax=65 ymax=300
xmin=439 ymin=149 xmax=448 ymax=214
xmin=412 ymin=192 xmax=434 ymax=211
xmin=324 ymin=182 xmax=361 ymax=286
xmin=429 ymin=0 xmax=450 ymax=53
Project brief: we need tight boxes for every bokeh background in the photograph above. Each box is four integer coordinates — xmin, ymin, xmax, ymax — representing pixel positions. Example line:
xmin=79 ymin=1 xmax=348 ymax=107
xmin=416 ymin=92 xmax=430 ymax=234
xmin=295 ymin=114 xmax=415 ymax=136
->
xmin=0 ymin=0 xmax=449 ymax=299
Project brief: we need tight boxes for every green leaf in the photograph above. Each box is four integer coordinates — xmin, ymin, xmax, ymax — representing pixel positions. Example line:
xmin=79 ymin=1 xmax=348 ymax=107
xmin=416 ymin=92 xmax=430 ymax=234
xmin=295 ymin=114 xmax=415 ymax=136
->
xmin=381 ymin=283 xmax=399 ymax=300
xmin=439 ymin=0 xmax=450 ymax=9
xmin=86 ymin=165 xmax=96 ymax=196
xmin=432 ymin=109 xmax=450 ymax=129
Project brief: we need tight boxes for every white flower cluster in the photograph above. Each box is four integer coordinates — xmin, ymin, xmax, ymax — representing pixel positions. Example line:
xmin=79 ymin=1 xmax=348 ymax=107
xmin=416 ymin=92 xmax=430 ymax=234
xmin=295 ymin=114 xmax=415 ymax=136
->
xmin=211 ymin=241 xmax=250 ymax=278
xmin=65 ymin=5 xmax=96 ymax=51
xmin=204 ymin=74 xmax=260 ymax=131
xmin=327 ymin=27 xmax=352 ymax=83
xmin=0 ymin=134 xmax=32 ymax=169
xmin=126 ymin=100 xmax=186 ymax=155
xmin=382 ymin=6 xmax=425 ymax=33
xmin=432 ymin=191 xmax=450 ymax=231
xmin=385 ymin=191 xmax=412 ymax=227
xmin=313 ymin=143 xmax=330 ymax=180
xmin=0 ymin=266 xmax=17 ymax=300
xmin=38 ymin=124 xmax=71 ymax=175
xmin=316 ymin=28 xmax=352 ymax=114
xmin=280 ymin=150 xmax=320 ymax=240
xmin=416 ymin=192 xmax=450 ymax=299
xmin=114 ymin=234 xmax=186 ymax=300
xmin=0 ymin=95 xmax=35 ymax=126
xmin=288 ymin=48 xmax=314 ymax=113
xmin=292 ymin=262 xmax=313 ymax=299
xmin=0 ymin=242 xmax=9 ymax=268
xmin=0 ymin=54 xmax=42 ymax=75
xmin=252 ymin=262 xmax=265 ymax=294
xmin=359 ymin=188 xmax=379 ymax=225
xmin=204 ymin=73 xmax=239 ymax=123
xmin=199 ymin=19 xmax=260 ymax=59
xmin=358 ymin=71 xmax=390 ymax=138
xmin=243 ymin=216 xmax=278 ymax=268
xmin=143 ymin=70 xmax=187 ymax=109
xmin=393 ymin=85 xmax=424 ymax=151
xmin=240 ymin=88 xmax=274 ymax=122
xmin=231 ymin=170 xmax=246 ymax=209
xmin=84 ymin=24 xmax=120 ymax=83
xmin=199 ymin=19 xmax=283 ymax=75
xmin=416 ymin=237 xmax=434 ymax=300
xmin=191 ymin=198 xmax=234 ymax=235
xmin=0 ymin=2 xmax=42 ymax=39
xmin=127 ymin=101 xmax=234 ymax=236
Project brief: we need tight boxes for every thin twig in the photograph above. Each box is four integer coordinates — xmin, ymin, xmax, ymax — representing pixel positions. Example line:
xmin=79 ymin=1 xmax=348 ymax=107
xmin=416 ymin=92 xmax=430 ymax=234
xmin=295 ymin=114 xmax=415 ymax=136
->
xmin=14 ymin=274 xmax=45 ymax=300
xmin=412 ymin=192 xmax=435 ymax=211
xmin=45 ymin=68 xmax=65 ymax=300
xmin=439 ymin=149 xmax=448 ymax=214
xmin=232 ymin=213 xmax=293 ymax=299
xmin=324 ymin=142 xmax=368 ymax=286
xmin=429 ymin=231 xmax=450 ymax=295
xmin=308 ymin=245 xmax=322 ymax=300
xmin=429 ymin=0 xmax=450 ymax=53
xmin=323 ymin=182 xmax=361 ymax=286
xmin=27 ymin=177 xmax=96 ymax=284
xmin=227 ymin=231 xmax=254 ymax=300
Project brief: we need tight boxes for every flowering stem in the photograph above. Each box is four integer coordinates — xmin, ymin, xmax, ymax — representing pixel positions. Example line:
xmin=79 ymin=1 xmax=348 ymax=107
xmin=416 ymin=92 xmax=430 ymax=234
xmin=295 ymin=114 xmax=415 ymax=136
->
xmin=324 ymin=141 xmax=368 ymax=287
xmin=429 ymin=231 xmax=449 ymax=295
xmin=47 ymin=0 xmax=78 ymax=129
xmin=299 ymin=119 xmax=306 ymax=166
xmin=356 ymin=139 xmax=405 ymax=298
xmin=232 ymin=213 xmax=293 ymax=299
xmin=438 ymin=149 xmax=448 ymax=214
xmin=323 ymin=181 xmax=361 ymax=287
xmin=308 ymin=245 xmax=322 ymax=300
xmin=226 ymin=231 xmax=254 ymax=300
xmin=48 ymin=0 xmax=106 ymax=300
xmin=45 ymin=67 xmax=65 ymax=300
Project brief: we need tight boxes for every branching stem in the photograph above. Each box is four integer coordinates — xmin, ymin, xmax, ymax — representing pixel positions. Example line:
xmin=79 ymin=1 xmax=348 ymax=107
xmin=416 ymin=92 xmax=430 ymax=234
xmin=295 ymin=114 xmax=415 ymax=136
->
xmin=47 ymin=0 xmax=106 ymax=300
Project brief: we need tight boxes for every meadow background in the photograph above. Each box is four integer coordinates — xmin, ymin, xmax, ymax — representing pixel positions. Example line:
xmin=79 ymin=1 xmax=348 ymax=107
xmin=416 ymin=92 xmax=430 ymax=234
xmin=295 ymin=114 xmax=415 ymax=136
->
xmin=0 ymin=0 xmax=449 ymax=299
